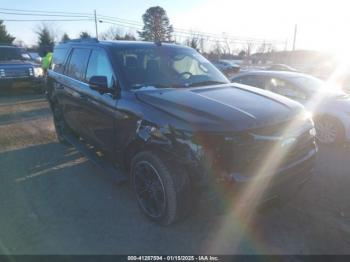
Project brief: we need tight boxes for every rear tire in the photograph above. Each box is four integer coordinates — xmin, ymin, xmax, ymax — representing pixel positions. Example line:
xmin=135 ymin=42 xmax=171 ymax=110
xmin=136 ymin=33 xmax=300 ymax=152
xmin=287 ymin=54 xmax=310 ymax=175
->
xmin=51 ymin=102 xmax=70 ymax=145
xmin=131 ymin=151 xmax=192 ymax=225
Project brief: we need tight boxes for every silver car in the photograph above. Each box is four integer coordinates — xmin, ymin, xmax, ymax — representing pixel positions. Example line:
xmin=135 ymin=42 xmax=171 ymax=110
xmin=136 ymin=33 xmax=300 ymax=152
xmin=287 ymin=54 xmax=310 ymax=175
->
xmin=231 ymin=70 xmax=350 ymax=145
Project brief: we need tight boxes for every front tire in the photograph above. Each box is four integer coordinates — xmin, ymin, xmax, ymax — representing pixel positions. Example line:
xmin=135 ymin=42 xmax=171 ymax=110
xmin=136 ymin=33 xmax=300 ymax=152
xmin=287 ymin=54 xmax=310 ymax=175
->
xmin=314 ymin=115 xmax=345 ymax=145
xmin=131 ymin=151 xmax=192 ymax=225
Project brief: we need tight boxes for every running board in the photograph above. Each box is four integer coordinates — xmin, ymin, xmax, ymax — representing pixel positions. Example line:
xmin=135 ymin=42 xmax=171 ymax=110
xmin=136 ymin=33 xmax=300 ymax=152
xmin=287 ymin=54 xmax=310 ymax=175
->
xmin=63 ymin=133 xmax=128 ymax=184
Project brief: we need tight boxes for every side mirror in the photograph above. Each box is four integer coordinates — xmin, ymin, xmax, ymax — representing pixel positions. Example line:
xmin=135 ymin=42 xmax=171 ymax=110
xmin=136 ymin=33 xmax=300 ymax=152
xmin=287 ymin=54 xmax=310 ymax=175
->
xmin=89 ymin=76 xmax=110 ymax=94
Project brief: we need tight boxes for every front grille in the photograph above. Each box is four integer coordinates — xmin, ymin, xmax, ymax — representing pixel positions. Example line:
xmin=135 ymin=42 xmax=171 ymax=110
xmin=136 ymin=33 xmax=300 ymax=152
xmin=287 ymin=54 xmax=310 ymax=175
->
xmin=210 ymin=128 xmax=315 ymax=176
xmin=284 ymin=131 xmax=315 ymax=164
xmin=2 ymin=68 xmax=30 ymax=78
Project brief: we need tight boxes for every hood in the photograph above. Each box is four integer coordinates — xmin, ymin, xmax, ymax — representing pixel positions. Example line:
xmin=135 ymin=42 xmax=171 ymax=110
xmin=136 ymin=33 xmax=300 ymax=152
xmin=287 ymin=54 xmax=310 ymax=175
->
xmin=135 ymin=83 xmax=304 ymax=132
xmin=0 ymin=60 xmax=36 ymax=67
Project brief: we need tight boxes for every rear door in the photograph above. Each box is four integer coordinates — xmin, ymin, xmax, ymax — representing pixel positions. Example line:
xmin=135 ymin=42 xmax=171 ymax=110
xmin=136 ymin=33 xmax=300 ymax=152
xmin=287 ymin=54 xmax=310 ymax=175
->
xmin=80 ymin=47 xmax=118 ymax=154
xmin=61 ymin=47 xmax=91 ymax=136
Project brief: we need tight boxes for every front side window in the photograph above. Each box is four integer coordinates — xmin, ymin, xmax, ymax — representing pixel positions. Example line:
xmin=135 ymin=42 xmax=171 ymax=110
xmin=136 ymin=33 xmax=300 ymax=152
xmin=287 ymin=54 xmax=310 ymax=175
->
xmin=86 ymin=50 xmax=114 ymax=88
xmin=233 ymin=75 xmax=266 ymax=89
xmin=66 ymin=48 xmax=91 ymax=81
xmin=266 ymin=77 xmax=307 ymax=100
xmin=112 ymin=46 xmax=229 ymax=89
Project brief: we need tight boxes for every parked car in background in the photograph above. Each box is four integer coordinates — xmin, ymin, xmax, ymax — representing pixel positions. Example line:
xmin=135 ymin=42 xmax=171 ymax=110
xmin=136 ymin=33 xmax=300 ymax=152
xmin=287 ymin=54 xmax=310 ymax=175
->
xmin=211 ymin=59 xmax=240 ymax=76
xmin=332 ymin=71 xmax=350 ymax=94
xmin=0 ymin=44 xmax=44 ymax=92
xmin=266 ymin=64 xmax=299 ymax=72
xmin=19 ymin=48 xmax=32 ymax=61
xmin=232 ymin=70 xmax=350 ymax=145
xmin=28 ymin=52 xmax=42 ymax=64
xmin=46 ymin=39 xmax=316 ymax=225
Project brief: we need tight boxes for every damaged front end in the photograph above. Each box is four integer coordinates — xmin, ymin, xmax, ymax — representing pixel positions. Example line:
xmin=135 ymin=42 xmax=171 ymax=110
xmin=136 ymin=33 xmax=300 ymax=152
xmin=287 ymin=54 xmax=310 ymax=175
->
xmin=133 ymin=117 xmax=316 ymax=200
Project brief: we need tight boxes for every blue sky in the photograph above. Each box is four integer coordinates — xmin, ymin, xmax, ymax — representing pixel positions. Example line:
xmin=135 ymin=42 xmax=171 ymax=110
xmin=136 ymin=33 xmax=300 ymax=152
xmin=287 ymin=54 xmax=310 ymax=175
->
xmin=2 ymin=0 xmax=350 ymax=55
xmin=2 ymin=0 xmax=202 ymax=45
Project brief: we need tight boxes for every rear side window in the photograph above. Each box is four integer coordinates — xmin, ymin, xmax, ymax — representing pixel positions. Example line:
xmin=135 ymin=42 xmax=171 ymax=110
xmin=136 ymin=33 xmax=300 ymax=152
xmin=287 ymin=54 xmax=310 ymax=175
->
xmin=66 ymin=48 xmax=91 ymax=81
xmin=52 ymin=48 xmax=68 ymax=73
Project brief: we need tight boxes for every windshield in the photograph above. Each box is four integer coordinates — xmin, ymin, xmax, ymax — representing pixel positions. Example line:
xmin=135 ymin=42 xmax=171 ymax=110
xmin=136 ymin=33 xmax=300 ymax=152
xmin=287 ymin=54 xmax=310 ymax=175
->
xmin=0 ymin=47 xmax=23 ymax=61
xmin=112 ymin=45 xmax=229 ymax=89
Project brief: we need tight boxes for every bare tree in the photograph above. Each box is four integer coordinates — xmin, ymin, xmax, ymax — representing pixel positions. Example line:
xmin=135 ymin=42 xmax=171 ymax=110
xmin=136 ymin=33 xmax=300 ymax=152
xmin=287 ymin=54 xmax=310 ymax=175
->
xmin=61 ymin=33 xmax=70 ymax=42
xmin=222 ymin=33 xmax=231 ymax=55
xmin=79 ymin=31 xmax=91 ymax=39
xmin=238 ymin=50 xmax=246 ymax=58
xmin=257 ymin=42 xmax=267 ymax=54
xmin=100 ymin=27 xmax=122 ymax=40
xmin=101 ymin=27 xmax=136 ymax=41
xmin=245 ymin=42 xmax=255 ymax=56
xmin=14 ymin=39 xmax=25 ymax=47
xmin=212 ymin=41 xmax=223 ymax=59
xmin=185 ymin=34 xmax=200 ymax=51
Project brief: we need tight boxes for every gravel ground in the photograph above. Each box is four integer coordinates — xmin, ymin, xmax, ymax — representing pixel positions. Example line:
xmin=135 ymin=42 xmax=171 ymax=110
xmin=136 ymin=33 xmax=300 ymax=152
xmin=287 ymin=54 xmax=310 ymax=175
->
xmin=0 ymin=92 xmax=349 ymax=254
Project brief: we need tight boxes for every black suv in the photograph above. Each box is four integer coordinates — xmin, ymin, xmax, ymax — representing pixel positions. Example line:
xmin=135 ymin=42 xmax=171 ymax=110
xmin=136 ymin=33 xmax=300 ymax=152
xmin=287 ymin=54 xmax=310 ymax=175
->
xmin=47 ymin=39 xmax=317 ymax=225
xmin=0 ymin=44 xmax=44 ymax=92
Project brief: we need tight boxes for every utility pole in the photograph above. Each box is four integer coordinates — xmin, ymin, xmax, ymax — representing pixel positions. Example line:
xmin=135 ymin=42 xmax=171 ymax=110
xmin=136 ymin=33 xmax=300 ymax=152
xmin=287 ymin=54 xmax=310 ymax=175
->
xmin=200 ymin=37 xmax=204 ymax=53
xmin=94 ymin=10 xmax=99 ymax=40
xmin=284 ymin=38 xmax=288 ymax=51
xmin=292 ymin=24 xmax=297 ymax=51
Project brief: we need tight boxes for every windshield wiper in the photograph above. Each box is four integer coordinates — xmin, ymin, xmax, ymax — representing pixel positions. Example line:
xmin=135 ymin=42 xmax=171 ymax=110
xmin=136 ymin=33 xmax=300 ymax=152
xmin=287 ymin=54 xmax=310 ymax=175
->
xmin=187 ymin=80 xmax=228 ymax=87
xmin=131 ymin=84 xmax=165 ymax=90
xmin=131 ymin=83 xmax=186 ymax=89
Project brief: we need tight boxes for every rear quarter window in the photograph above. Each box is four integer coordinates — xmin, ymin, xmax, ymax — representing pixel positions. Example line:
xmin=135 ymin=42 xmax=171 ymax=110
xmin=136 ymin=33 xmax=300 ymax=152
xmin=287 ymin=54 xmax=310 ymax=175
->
xmin=52 ymin=48 xmax=69 ymax=73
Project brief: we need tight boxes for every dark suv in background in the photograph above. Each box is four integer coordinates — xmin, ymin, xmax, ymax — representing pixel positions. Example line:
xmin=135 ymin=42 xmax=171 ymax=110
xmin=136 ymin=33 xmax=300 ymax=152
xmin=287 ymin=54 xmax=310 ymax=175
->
xmin=46 ymin=38 xmax=317 ymax=225
xmin=0 ymin=44 xmax=44 ymax=92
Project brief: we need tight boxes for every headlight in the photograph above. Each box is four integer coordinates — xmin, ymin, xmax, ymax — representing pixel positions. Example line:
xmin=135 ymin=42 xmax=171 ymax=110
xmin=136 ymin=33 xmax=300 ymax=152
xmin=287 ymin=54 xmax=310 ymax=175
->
xmin=309 ymin=127 xmax=317 ymax=137
xmin=33 ymin=67 xmax=43 ymax=77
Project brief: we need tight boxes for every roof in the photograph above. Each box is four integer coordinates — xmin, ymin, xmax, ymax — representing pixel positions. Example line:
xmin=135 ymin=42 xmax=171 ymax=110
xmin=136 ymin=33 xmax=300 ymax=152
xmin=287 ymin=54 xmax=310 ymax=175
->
xmin=0 ymin=44 xmax=18 ymax=48
xmin=56 ymin=38 xmax=189 ymax=50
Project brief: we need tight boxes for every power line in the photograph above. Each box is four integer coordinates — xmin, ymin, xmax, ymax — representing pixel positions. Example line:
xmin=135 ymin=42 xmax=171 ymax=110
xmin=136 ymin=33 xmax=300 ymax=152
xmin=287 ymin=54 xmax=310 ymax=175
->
xmin=0 ymin=7 xmax=92 ymax=16
xmin=99 ymin=16 xmax=282 ymax=44
xmin=2 ymin=19 xmax=93 ymax=22
xmin=0 ymin=11 xmax=92 ymax=18
xmin=99 ymin=19 xmax=283 ymax=45
xmin=1 ymin=7 xmax=285 ymax=46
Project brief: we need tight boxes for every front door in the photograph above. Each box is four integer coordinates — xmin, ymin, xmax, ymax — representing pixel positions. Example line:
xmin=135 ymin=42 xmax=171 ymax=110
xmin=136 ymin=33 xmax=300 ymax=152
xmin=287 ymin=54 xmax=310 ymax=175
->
xmin=81 ymin=48 xmax=117 ymax=154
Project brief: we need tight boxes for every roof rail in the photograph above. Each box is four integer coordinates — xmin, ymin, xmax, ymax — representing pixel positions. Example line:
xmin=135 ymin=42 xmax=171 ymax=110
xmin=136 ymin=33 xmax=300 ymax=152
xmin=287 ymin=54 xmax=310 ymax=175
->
xmin=61 ymin=37 xmax=99 ymax=44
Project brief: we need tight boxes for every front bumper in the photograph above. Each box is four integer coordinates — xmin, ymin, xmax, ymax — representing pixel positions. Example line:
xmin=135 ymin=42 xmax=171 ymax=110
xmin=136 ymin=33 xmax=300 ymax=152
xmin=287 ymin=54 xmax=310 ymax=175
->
xmin=202 ymin=146 xmax=317 ymax=207
xmin=258 ymin=147 xmax=316 ymax=203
